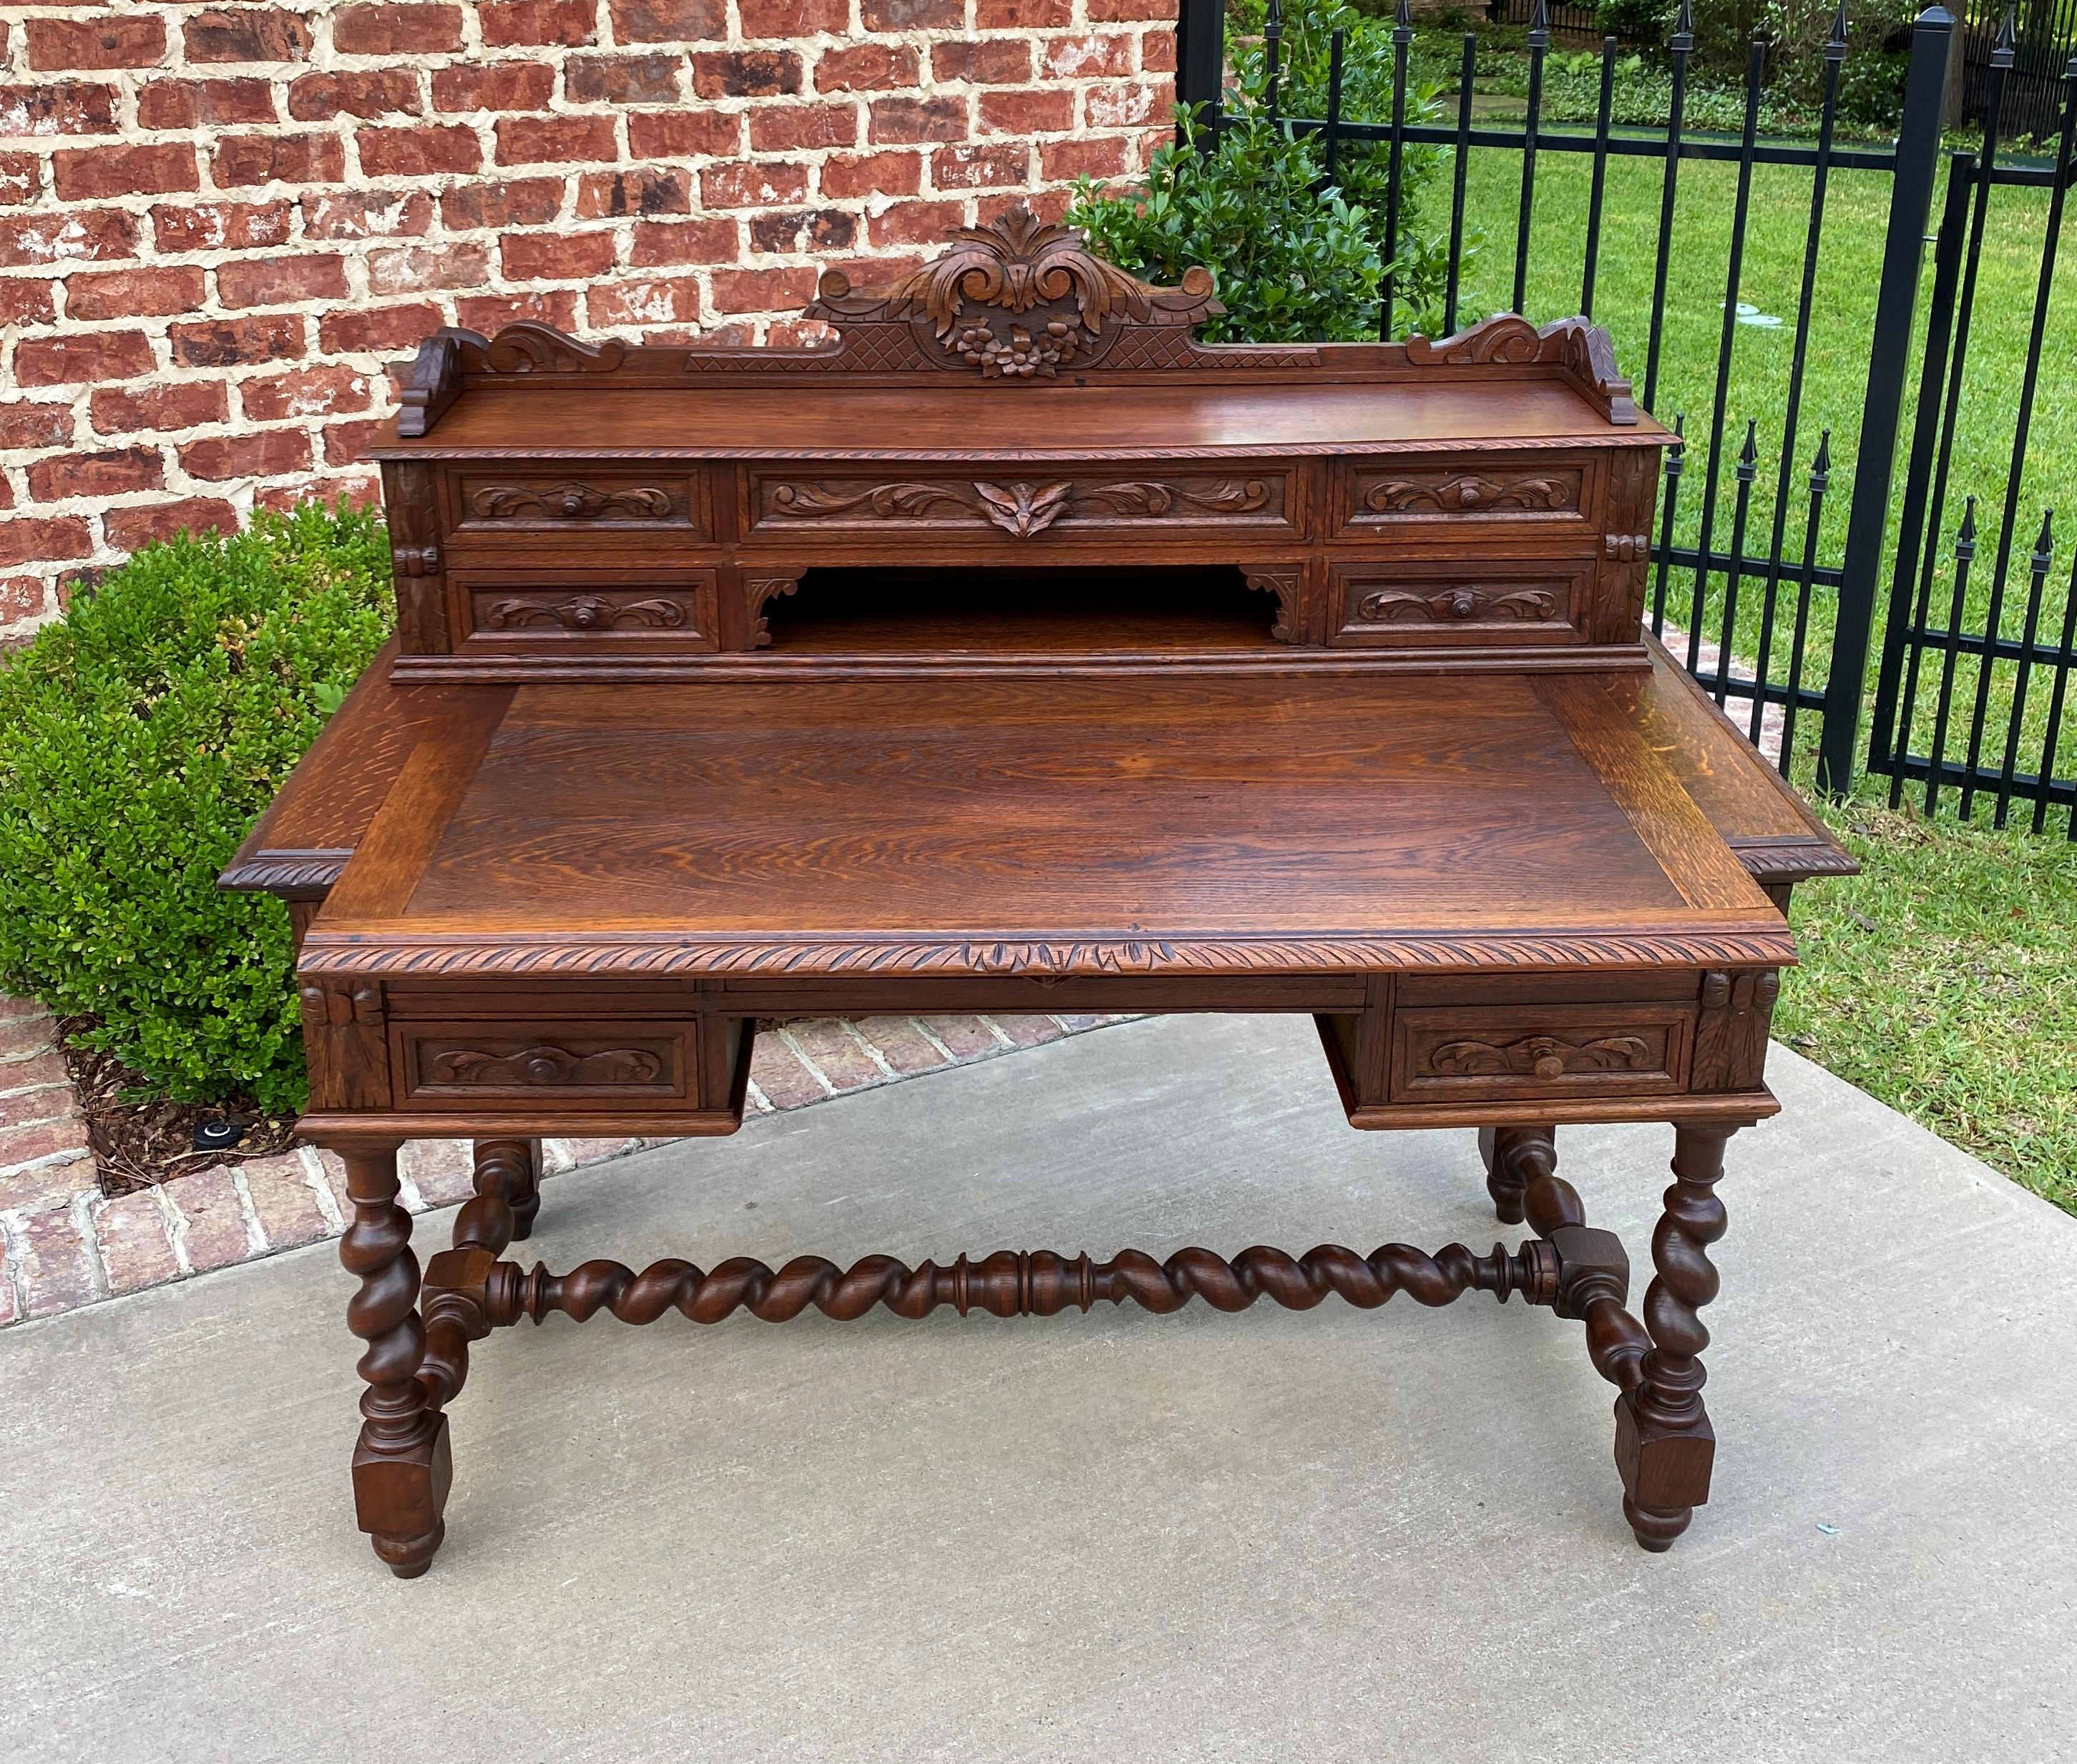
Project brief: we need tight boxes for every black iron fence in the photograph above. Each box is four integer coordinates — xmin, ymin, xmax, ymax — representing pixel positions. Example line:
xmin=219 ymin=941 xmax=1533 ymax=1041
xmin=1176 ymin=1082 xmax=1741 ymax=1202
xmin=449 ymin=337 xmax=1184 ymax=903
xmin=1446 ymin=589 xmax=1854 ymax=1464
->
xmin=1486 ymin=0 xmax=1603 ymax=36
xmin=1174 ymin=0 xmax=2077 ymax=835
xmin=1870 ymin=24 xmax=2077 ymax=828
xmin=1963 ymin=0 xmax=2077 ymax=139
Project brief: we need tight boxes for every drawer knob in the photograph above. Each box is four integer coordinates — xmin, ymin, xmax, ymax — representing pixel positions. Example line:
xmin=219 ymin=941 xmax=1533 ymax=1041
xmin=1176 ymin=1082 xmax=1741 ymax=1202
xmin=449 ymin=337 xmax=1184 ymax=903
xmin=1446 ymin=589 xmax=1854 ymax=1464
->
xmin=1533 ymin=1052 xmax=1567 ymax=1082
xmin=1447 ymin=589 xmax=1480 ymax=619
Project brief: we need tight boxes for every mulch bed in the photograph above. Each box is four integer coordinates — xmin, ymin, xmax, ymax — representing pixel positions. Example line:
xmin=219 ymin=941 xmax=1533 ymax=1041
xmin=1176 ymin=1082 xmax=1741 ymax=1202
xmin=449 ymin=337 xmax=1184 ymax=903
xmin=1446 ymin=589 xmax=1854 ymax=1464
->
xmin=57 ymin=1017 xmax=300 ymax=1197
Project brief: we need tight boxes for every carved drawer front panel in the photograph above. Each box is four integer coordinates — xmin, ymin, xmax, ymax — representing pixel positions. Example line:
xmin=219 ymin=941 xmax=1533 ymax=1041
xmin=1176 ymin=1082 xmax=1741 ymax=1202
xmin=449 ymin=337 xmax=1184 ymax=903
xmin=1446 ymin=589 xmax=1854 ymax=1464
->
xmin=393 ymin=1020 xmax=697 ymax=1112
xmin=742 ymin=466 xmax=1299 ymax=543
xmin=1328 ymin=559 xmax=1591 ymax=647
xmin=1335 ymin=456 xmax=1593 ymax=535
xmin=452 ymin=568 xmax=720 ymax=652
xmin=449 ymin=470 xmax=709 ymax=539
xmin=1391 ymin=1004 xmax=1693 ymax=1104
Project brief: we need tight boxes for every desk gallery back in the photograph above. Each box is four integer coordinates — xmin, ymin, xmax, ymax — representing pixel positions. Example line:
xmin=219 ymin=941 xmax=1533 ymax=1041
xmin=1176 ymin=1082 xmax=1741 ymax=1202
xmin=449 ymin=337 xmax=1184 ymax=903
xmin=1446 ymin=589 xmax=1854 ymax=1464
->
xmin=220 ymin=207 xmax=1854 ymax=1575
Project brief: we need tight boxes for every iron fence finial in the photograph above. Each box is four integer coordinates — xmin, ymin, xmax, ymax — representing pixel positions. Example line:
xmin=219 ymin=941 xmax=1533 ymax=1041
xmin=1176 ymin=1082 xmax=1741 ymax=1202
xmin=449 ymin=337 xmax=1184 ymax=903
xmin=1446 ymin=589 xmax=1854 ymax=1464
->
xmin=1529 ymin=0 xmax=1550 ymax=51
xmin=1672 ymin=0 xmax=1696 ymax=54
xmin=1993 ymin=4 xmax=2016 ymax=64
xmin=1827 ymin=3 xmax=1849 ymax=57
xmin=1396 ymin=0 xmax=1412 ymax=30
xmin=1737 ymin=420 xmax=1760 ymax=479
xmin=2033 ymin=511 xmax=2056 ymax=568
xmin=1957 ymin=496 xmax=1978 ymax=554
xmin=1812 ymin=429 xmax=1832 ymax=490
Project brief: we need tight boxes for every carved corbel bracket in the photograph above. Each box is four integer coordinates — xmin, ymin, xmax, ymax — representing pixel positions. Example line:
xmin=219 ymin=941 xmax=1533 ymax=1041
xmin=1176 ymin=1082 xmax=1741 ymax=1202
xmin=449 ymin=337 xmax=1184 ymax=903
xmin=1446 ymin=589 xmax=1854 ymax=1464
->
xmin=1402 ymin=314 xmax=1638 ymax=426
xmin=745 ymin=571 xmax=806 ymax=649
xmin=396 ymin=329 xmax=474 ymax=439
xmin=1692 ymin=968 xmax=1782 ymax=1092
xmin=396 ymin=323 xmax=633 ymax=438
xmin=298 ymin=977 xmax=391 ymax=1111
xmin=1242 ymin=566 xmax=1304 ymax=643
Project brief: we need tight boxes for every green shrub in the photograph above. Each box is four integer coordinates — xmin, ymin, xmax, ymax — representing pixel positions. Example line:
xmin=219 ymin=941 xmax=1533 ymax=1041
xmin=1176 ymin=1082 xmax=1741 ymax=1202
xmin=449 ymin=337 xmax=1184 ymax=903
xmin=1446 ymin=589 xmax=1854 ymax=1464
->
xmin=0 ymin=504 xmax=394 ymax=1114
xmin=1070 ymin=0 xmax=1472 ymax=341
xmin=1068 ymin=104 xmax=1388 ymax=342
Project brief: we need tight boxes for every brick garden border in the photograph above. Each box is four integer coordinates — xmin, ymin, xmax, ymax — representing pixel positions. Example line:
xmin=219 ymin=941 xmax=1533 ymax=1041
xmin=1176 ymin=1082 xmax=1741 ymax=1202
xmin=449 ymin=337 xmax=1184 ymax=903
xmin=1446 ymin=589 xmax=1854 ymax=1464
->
xmin=0 ymin=996 xmax=1134 ymax=1326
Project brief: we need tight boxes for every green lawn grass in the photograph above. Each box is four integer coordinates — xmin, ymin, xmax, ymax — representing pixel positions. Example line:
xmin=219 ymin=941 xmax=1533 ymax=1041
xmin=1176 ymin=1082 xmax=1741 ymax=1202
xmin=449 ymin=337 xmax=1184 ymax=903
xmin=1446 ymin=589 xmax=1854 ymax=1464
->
xmin=1779 ymin=786 xmax=2077 ymax=1212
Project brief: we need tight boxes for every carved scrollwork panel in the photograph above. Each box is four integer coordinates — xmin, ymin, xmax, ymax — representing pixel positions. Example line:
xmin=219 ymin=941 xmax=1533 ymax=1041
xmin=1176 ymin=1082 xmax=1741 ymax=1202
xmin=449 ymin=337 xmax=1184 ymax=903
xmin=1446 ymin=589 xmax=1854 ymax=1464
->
xmin=428 ymin=1045 xmax=664 ymax=1087
xmin=753 ymin=473 xmax=1285 ymax=538
xmin=1392 ymin=1005 xmax=1692 ymax=1100
xmin=804 ymin=203 xmax=1221 ymax=381
xmin=1428 ymin=1033 xmax=1653 ymax=1081
xmin=1359 ymin=472 xmax=1579 ymax=516
xmin=1356 ymin=587 xmax=1561 ymax=624
xmin=479 ymin=594 xmax=690 ymax=632
xmin=396 ymin=1026 xmax=692 ymax=1108
xmin=465 ymin=481 xmax=680 ymax=523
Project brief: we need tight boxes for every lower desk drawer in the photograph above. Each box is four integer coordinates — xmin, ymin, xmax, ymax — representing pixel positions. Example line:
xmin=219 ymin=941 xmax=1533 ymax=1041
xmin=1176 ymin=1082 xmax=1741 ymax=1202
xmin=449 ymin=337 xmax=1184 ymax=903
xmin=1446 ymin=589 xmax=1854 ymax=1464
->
xmin=1326 ymin=559 xmax=1593 ymax=647
xmin=1389 ymin=1003 xmax=1693 ymax=1104
xmin=448 ymin=569 xmax=720 ymax=655
xmin=391 ymin=1020 xmax=698 ymax=1113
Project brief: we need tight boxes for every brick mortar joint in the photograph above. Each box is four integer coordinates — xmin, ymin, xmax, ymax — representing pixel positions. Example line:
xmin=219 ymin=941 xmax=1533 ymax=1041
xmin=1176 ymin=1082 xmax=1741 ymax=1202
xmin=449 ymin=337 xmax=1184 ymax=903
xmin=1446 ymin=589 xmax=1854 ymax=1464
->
xmin=2 ymin=7 xmax=1175 ymax=625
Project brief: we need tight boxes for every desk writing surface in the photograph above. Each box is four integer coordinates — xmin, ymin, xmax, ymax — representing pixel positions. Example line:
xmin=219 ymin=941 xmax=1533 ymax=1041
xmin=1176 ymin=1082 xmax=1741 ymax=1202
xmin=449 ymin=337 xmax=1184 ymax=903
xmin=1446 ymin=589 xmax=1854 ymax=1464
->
xmin=306 ymin=672 xmax=1792 ymax=978
xmin=365 ymin=378 xmax=1672 ymax=461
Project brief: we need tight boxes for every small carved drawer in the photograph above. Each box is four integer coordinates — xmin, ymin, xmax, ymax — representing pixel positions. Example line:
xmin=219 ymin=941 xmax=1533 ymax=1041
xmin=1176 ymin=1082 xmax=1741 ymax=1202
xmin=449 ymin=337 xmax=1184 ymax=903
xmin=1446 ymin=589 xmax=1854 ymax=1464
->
xmin=1390 ymin=1003 xmax=1694 ymax=1104
xmin=1332 ymin=454 xmax=1596 ymax=536
xmin=449 ymin=567 xmax=720 ymax=653
xmin=740 ymin=464 xmax=1300 ymax=546
xmin=391 ymin=1020 xmax=698 ymax=1113
xmin=1327 ymin=559 xmax=1593 ymax=647
xmin=444 ymin=469 xmax=711 ymax=547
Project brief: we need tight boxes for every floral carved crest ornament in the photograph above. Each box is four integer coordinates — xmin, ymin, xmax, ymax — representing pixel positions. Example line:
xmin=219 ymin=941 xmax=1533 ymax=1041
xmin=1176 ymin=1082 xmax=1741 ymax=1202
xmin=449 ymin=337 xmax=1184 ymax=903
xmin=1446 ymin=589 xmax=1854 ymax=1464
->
xmin=807 ymin=205 xmax=1223 ymax=381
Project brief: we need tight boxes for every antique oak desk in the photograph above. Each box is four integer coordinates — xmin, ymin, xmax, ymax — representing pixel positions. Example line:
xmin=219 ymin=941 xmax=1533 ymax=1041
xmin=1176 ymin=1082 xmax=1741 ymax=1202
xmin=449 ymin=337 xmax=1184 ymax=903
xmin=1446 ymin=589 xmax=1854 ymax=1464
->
xmin=225 ymin=211 xmax=1852 ymax=1576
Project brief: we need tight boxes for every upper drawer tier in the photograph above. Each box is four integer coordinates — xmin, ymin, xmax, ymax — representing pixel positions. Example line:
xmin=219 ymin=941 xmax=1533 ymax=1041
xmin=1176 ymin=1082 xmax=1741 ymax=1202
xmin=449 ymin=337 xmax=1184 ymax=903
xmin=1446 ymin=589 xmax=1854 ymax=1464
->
xmin=1331 ymin=453 xmax=1599 ymax=539
xmin=740 ymin=464 xmax=1301 ymax=547
xmin=444 ymin=467 xmax=713 ymax=549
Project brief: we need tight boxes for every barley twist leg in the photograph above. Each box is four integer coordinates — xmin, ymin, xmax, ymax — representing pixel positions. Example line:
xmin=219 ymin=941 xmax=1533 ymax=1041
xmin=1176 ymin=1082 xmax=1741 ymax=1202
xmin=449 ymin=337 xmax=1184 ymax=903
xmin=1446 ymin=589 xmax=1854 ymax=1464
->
xmin=340 ymin=1142 xmax=451 ymax=1577
xmin=1616 ymin=1122 xmax=1736 ymax=1552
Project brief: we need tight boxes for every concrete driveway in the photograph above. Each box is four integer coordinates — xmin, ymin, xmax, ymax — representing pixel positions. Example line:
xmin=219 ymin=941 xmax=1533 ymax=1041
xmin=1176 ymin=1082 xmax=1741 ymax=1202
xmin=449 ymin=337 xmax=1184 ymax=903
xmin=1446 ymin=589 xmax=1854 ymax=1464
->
xmin=3 ymin=1014 xmax=2072 ymax=1763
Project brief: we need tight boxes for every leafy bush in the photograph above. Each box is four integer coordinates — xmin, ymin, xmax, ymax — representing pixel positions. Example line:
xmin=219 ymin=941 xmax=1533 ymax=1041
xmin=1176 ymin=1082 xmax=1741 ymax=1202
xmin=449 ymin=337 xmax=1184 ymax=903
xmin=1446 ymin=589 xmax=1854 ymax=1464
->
xmin=1069 ymin=106 xmax=1388 ymax=341
xmin=1595 ymin=0 xmax=1671 ymax=44
xmin=1070 ymin=0 xmax=1472 ymax=341
xmin=0 ymin=504 xmax=394 ymax=1114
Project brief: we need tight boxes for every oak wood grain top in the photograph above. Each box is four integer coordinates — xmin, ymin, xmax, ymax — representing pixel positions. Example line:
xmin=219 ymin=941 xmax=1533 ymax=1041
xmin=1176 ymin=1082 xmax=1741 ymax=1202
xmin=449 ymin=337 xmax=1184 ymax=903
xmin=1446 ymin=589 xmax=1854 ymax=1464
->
xmin=228 ymin=634 xmax=1849 ymax=900
xmin=364 ymin=378 xmax=1674 ymax=463
xmin=297 ymin=671 xmax=1793 ymax=981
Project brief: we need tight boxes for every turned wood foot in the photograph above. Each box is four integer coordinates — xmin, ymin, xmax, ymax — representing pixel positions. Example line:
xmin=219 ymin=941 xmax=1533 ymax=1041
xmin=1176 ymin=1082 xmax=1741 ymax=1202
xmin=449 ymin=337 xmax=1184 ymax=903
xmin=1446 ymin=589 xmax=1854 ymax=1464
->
xmin=340 ymin=1141 xmax=453 ymax=1577
xmin=1613 ymin=1122 xmax=1735 ymax=1553
xmin=1477 ymin=1124 xmax=1553 ymax=1225
xmin=371 ymin=1520 xmax=446 ymax=1579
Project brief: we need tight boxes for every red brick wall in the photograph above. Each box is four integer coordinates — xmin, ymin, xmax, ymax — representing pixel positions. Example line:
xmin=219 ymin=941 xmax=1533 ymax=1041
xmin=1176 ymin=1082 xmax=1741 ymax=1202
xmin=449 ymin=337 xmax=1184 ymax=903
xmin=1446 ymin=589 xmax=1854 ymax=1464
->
xmin=0 ymin=1 xmax=1175 ymax=636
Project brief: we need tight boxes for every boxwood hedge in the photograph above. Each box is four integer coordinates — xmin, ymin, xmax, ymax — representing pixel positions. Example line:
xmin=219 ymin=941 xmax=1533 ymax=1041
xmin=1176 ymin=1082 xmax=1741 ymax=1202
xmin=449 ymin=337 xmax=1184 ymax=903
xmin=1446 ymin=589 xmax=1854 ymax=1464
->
xmin=0 ymin=504 xmax=394 ymax=1114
